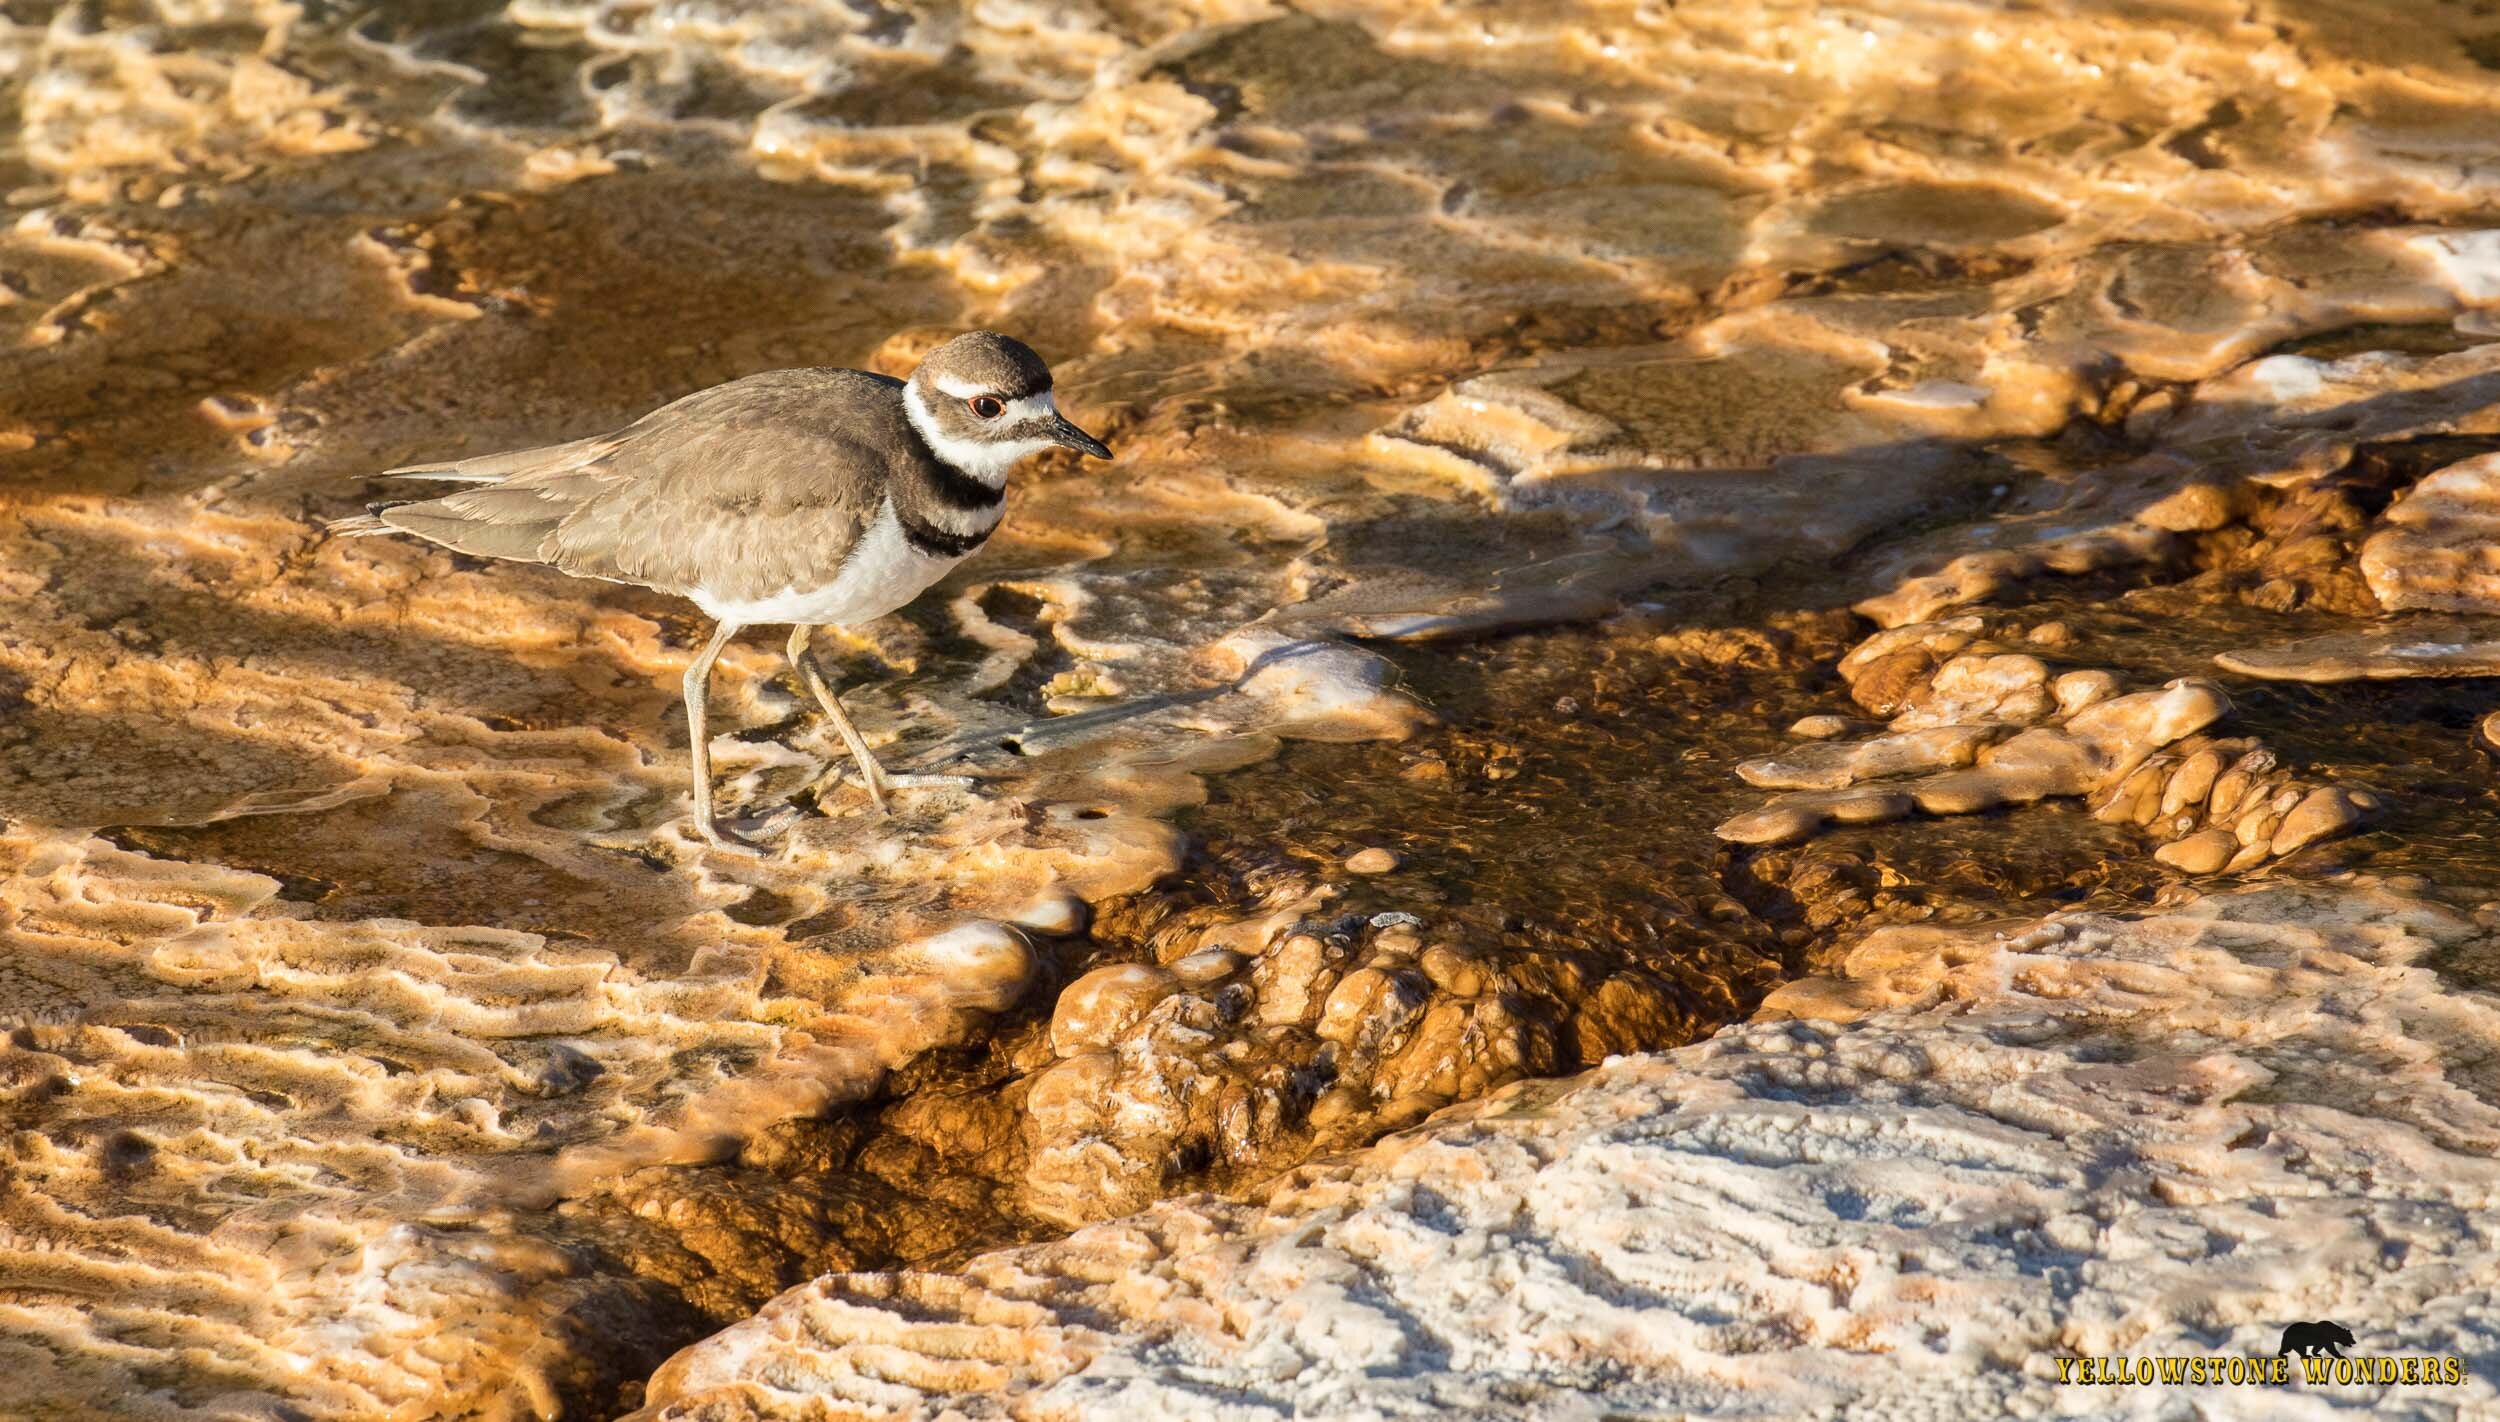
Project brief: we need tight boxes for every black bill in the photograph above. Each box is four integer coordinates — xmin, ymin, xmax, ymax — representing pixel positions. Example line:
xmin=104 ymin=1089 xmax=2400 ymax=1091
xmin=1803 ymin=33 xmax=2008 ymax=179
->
xmin=1047 ymin=414 xmax=1113 ymax=459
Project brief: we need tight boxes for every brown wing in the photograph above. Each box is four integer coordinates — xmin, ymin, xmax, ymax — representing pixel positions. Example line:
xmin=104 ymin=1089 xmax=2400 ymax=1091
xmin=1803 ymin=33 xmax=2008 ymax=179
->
xmin=348 ymin=369 xmax=908 ymax=602
xmin=382 ymin=429 xmax=623 ymax=483
xmin=351 ymin=475 xmax=598 ymax=563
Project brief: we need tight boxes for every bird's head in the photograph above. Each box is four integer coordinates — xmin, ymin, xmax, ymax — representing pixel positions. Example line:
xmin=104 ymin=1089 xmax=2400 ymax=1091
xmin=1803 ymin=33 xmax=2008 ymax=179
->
xmin=904 ymin=331 xmax=1111 ymax=482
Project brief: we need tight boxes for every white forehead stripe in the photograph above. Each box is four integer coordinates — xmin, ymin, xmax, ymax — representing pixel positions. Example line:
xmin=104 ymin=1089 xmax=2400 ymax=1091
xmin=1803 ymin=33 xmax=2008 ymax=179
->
xmin=905 ymin=382 xmax=1052 ymax=489
xmin=931 ymin=375 xmax=1054 ymax=408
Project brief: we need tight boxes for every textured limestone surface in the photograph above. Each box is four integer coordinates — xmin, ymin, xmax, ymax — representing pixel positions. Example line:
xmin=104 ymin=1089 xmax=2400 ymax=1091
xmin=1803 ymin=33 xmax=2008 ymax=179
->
xmin=2220 ymin=625 xmax=2500 ymax=682
xmin=631 ymin=883 xmax=2500 ymax=1421
xmin=1720 ymin=616 xmax=2382 ymax=874
xmin=1852 ymin=341 xmax=2500 ymax=630
xmin=15 ymin=0 xmax=2500 ymax=1417
xmin=2364 ymin=452 xmax=2500 ymax=614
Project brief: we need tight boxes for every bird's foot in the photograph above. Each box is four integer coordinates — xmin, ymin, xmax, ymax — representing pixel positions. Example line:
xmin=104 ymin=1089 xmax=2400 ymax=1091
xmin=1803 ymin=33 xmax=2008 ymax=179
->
xmin=694 ymin=817 xmax=768 ymax=855
xmin=812 ymin=767 xmax=975 ymax=815
xmin=693 ymin=805 xmax=806 ymax=854
xmin=882 ymin=773 xmax=978 ymax=793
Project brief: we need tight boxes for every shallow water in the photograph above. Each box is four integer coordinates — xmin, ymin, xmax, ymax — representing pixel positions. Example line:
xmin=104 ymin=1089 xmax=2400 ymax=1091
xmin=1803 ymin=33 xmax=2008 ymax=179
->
xmin=13 ymin=1 xmax=2500 ymax=1418
xmin=2001 ymin=586 xmax=2500 ymax=900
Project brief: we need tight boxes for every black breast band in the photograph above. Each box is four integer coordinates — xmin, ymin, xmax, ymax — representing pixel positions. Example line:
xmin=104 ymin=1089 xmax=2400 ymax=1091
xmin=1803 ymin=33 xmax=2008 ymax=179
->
xmin=897 ymin=505 xmax=991 ymax=559
xmin=922 ymin=458 xmax=1006 ymax=512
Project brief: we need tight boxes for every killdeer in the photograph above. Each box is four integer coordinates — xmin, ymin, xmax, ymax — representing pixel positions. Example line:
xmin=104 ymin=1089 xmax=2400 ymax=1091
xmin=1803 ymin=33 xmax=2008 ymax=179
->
xmin=333 ymin=331 xmax=1111 ymax=850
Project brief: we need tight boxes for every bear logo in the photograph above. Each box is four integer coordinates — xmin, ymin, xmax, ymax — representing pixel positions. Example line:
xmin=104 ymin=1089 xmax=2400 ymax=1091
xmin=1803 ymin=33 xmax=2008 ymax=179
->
xmin=2278 ymin=1321 xmax=2356 ymax=1359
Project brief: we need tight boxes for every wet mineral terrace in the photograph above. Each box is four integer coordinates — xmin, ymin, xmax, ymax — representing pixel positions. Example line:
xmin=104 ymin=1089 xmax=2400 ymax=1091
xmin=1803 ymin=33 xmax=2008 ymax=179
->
xmin=13 ymin=1 xmax=2500 ymax=1418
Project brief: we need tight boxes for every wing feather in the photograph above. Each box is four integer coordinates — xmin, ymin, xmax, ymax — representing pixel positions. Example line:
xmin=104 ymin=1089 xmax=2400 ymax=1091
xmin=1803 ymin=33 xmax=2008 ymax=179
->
xmin=382 ymin=431 xmax=621 ymax=482
xmin=337 ymin=369 xmax=907 ymax=604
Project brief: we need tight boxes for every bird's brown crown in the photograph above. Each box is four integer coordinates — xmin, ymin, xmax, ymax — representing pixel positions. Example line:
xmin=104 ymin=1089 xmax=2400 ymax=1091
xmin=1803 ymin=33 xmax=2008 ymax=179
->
xmin=910 ymin=331 xmax=1053 ymax=401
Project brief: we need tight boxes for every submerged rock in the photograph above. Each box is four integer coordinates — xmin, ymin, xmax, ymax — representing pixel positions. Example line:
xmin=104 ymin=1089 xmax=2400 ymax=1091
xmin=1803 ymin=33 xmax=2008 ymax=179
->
xmin=1722 ymin=617 xmax=2380 ymax=875
xmin=1736 ymin=723 xmax=2002 ymax=790
xmin=2218 ymin=626 xmax=2500 ymax=681
xmin=1717 ymin=786 xmax=1919 ymax=844
xmin=1343 ymin=846 xmax=1401 ymax=874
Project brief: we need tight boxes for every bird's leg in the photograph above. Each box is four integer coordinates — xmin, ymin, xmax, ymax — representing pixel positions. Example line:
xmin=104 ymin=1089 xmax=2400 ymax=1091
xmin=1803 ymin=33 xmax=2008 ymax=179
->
xmin=788 ymin=623 xmax=891 ymax=815
xmin=683 ymin=619 xmax=758 ymax=850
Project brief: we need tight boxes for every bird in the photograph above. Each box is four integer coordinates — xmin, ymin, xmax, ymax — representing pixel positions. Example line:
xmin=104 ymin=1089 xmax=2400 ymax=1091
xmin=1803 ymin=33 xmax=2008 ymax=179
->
xmin=332 ymin=330 xmax=1112 ymax=851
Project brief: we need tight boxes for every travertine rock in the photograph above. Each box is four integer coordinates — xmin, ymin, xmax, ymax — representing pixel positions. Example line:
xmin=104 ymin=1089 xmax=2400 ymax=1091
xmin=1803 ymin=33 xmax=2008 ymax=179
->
xmin=978 ymin=875 xmax=1776 ymax=1234
xmin=4 ymin=0 xmax=2496 ymax=1414
xmin=1048 ymin=963 xmax=1181 ymax=1055
xmin=2218 ymin=626 xmax=2500 ymax=681
xmin=1735 ymin=724 xmax=2002 ymax=790
xmin=1856 ymin=343 xmax=2500 ymax=629
xmin=2051 ymin=668 xmax=2124 ymax=716
xmin=2273 ymin=787 xmax=2377 ymax=857
xmin=632 ymin=886 xmax=2500 ymax=1421
xmin=1889 ymin=653 xmax=2056 ymax=729
xmin=1343 ymin=847 xmax=1400 ymax=874
xmin=2363 ymin=452 xmax=2500 ymax=612
xmin=1724 ymin=675 xmax=2231 ymax=843
xmin=1716 ymin=787 xmax=1919 ymax=845
xmin=1786 ymin=713 xmax=1872 ymax=739
xmin=1838 ymin=617 xmax=1990 ymax=716
xmin=1724 ymin=617 xmax=2372 ymax=873
xmin=2154 ymin=828 xmax=2239 ymax=874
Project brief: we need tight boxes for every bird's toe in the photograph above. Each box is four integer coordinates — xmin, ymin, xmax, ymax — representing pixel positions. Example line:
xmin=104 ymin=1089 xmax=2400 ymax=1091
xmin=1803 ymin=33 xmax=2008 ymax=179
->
xmin=695 ymin=817 xmax=771 ymax=855
xmin=735 ymin=805 xmax=808 ymax=841
xmin=882 ymin=773 xmax=976 ymax=791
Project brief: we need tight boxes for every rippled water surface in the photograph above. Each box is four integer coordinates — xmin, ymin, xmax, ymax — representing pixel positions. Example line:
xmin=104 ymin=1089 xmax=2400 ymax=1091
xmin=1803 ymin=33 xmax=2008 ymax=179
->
xmin=13 ymin=1 xmax=2500 ymax=1417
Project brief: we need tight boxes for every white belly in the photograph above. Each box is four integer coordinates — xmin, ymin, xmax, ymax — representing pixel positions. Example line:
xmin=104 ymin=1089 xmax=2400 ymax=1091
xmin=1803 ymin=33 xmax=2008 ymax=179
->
xmin=690 ymin=500 xmax=963 ymax=626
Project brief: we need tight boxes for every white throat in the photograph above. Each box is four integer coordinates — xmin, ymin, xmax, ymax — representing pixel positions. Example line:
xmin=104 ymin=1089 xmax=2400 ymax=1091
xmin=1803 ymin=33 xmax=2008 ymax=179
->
xmin=904 ymin=381 xmax=1057 ymax=487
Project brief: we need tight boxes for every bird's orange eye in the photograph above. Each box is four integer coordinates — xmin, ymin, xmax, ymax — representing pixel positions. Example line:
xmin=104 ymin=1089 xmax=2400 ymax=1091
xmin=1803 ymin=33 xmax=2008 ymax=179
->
xmin=970 ymin=396 xmax=1005 ymax=419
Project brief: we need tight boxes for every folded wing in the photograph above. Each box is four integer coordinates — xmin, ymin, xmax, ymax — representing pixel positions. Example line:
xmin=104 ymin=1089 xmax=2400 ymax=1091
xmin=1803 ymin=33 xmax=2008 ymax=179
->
xmin=333 ymin=369 xmax=905 ymax=601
